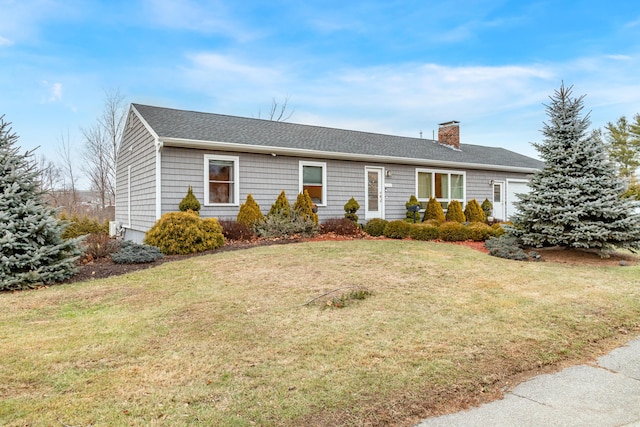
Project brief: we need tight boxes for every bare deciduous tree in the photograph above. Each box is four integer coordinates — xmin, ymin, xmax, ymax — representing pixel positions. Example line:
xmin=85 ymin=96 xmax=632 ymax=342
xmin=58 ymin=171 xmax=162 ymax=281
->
xmin=257 ymin=96 xmax=294 ymax=122
xmin=81 ymin=88 xmax=126 ymax=210
xmin=56 ymin=129 xmax=80 ymax=211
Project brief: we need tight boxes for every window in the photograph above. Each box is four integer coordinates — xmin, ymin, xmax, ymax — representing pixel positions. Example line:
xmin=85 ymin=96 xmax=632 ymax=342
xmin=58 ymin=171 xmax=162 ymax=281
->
xmin=416 ymin=169 xmax=465 ymax=209
xmin=299 ymin=161 xmax=326 ymax=205
xmin=204 ymin=155 xmax=239 ymax=205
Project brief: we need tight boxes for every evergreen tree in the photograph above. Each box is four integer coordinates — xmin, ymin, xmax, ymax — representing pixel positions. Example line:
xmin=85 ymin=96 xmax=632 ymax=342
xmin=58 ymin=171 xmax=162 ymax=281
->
xmin=604 ymin=115 xmax=640 ymax=181
xmin=423 ymin=197 xmax=445 ymax=223
xmin=510 ymin=84 xmax=640 ymax=253
xmin=178 ymin=185 xmax=201 ymax=213
xmin=293 ymin=190 xmax=318 ymax=224
xmin=237 ymin=194 xmax=264 ymax=228
xmin=0 ymin=116 xmax=83 ymax=290
xmin=268 ymin=190 xmax=291 ymax=218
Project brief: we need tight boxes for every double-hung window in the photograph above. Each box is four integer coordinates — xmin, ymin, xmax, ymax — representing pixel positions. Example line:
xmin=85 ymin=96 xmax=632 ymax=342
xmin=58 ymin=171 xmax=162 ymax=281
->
xmin=299 ymin=161 xmax=326 ymax=205
xmin=204 ymin=154 xmax=239 ymax=205
xmin=416 ymin=169 xmax=465 ymax=210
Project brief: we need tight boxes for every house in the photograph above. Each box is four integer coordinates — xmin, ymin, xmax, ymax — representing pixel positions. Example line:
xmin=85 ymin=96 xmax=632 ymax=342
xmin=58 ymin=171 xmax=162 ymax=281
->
xmin=114 ymin=104 xmax=543 ymax=243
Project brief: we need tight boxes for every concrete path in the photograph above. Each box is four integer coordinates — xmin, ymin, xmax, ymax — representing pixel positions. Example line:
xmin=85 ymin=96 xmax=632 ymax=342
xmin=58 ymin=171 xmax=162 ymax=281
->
xmin=416 ymin=338 xmax=640 ymax=427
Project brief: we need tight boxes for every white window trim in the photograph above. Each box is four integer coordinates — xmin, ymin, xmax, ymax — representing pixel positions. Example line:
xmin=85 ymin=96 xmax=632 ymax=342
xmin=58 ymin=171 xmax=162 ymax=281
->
xmin=299 ymin=161 xmax=327 ymax=206
xmin=204 ymin=154 xmax=240 ymax=206
xmin=415 ymin=168 xmax=466 ymax=207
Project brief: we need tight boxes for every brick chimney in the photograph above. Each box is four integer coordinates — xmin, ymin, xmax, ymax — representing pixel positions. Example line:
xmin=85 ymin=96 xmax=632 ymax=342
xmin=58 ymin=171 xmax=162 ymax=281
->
xmin=438 ymin=121 xmax=460 ymax=149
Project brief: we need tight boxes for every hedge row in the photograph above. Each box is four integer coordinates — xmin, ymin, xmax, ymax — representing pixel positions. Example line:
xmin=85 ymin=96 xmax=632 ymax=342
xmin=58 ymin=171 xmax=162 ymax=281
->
xmin=364 ymin=218 xmax=506 ymax=242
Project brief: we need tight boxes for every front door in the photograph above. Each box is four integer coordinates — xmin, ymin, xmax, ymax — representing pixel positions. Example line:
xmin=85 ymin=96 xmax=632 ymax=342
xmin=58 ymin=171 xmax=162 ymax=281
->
xmin=492 ymin=182 xmax=505 ymax=221
xmin=365 ymin=167 xmax=384 ymax=219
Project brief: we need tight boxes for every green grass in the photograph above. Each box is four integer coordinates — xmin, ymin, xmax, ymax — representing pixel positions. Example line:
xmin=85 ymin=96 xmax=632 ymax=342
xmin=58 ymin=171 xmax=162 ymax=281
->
xmin=1 ymin=240 xmax=639 ymax=426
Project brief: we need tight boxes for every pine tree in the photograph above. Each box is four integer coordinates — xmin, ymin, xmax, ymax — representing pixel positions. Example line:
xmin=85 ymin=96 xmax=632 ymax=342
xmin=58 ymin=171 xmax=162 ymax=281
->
xmin=511 ymin=84 xmax=640 ymax=254
xmin=604 ymin=116 xmax=640 ymax=181
xmin=0 ymin=116 xmax=83 ymax=290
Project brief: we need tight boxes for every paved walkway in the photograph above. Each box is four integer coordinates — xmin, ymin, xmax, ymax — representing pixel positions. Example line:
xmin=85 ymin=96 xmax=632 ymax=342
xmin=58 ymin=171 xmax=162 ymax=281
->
xmin=417 ymin=338 xmax=640 ymax=427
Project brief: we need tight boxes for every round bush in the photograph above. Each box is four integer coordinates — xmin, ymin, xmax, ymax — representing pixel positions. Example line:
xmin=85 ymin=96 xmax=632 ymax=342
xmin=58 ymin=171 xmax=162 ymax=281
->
xmin=439 ymin=221 xmax=471 ymax=242
xmin=409 ymin=224 xmax=439 ymax=241
xmin=364 ymin=218 xmax=388 ymax=237
xmin=383 ymin=220 xmax=411 ymax=239
xmin=111 ymin=241 xmax=164 ymax=264
xmin=344 ymin=197 xmax=360 ymax=223
xmin=144 ymin=212 xmax=225 ymax=255
xmin=467 ymin=222 xmax=493 ymax=241
xmin=491 ymin=223 xmax=506 ymax=237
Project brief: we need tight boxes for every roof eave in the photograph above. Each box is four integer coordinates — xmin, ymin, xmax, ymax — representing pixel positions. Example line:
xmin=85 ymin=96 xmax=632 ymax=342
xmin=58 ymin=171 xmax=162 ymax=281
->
xmin=160 ymin=137 xmax=540 ymax=174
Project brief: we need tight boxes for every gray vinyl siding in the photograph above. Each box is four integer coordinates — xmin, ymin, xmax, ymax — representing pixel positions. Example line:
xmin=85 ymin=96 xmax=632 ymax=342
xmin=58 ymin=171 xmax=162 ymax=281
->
xmin=465 ymin=170 xmax=533 ymax=204
xmin=115 ymin=111 xmax=157 ymax=236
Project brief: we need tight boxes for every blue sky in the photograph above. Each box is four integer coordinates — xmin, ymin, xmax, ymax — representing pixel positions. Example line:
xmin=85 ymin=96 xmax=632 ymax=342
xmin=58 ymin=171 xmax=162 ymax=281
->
xmin=1 ymin=0 xmax=640 ymax=186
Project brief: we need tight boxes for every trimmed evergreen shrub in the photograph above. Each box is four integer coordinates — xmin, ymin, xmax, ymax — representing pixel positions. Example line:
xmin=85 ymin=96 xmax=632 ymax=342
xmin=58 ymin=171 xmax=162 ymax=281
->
xmin=423 ymin=198 xmax=445 ymax=223
xmin=383 ymin=220 xmax=411 ymax=239
xmin=219 ymin=219 xmax=255 ymax=241
xmin=438 ymin=221 xmax=471 ymax=241
xmin=144 ymin=211 xmax=225 ymax=255
xmin=81 ymin=232 xmax=120 ymax=260
xmin=445 ymin=200 xmax=466 ymax=222
xmin=111 ymin=241 xmax=164 ymax=264
xmin=363 ymin=218 xmax=388 ymax=237
xmin=60 ymin=212 xmax=109 ymax=239
xmin=321 ymin=218 xmax=360 ymax=236
xmin=467 ymin=222 xmax=493 ymax=242
xmin=255 ymin=211 xmax=319 ymax=238
xmin=237 ymin=194 xmax=264 ymax=228
xmin=293 ymin=189 xmax=319 ymax=224
xmin=622 ymin=184 xmax=640 ymax=201
xmin=464 ymin=199 xmax=486 ymax=223
xmin=491 ymin=223 xmax=506 ymax=237
xmin=409 ymin=224 xmax=439 ymax=241
xmin=405 ymin=195 xmax=421 ymax=222
xmin=481 ymin=198 xmax=493 ymax=218
xmin=485 ymin=235 xmax=528 ymax=261
xmin=179 ymin=186 xmax=201 ymax=213
xmin=269 ymin=190 xmax=291 ymax=218
xmin=344 ymin=197 xmax=360 ymax=223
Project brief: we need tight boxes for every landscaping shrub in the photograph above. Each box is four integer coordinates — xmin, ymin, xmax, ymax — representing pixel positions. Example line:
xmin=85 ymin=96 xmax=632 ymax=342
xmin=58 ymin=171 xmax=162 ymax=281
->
xmin=445 ymin=200 xmax=466 ymax=222
xmin=383 ymin=220 xmax=411 ymax=239
xmin=481 ymin=198 xmax=493 ymax=218
xmin=491 ymin=223 xmax=506 ymax=237
xmin=438 ymin=221 xmax=471 ymax=242
xmin=81 ymin=232 xmax=120 ymax=260
xmin=179 ymin=186 xmax=201 ymax=213
xmin=144 ymin=211 xmax=225 ymax=255
xmin=467 ymin=222 xmax=493 ymax=242
xmin=464 ymin=199 xmax=486 ymax=223
xmin=237 ymin=194 xmax=264 ymax=228
xmin=344 ymin=197 xmax=360 ymax=223
xmin=423 ymin=197 xmax=445 ymax=223
xmin=321 ymin=218 xmax=360 ymax=236
xmin=219 ymin=219 xmax=255 ymax=241
xmin=363 ymin=218 xmax=388 ymax=237
xmin=255 ymin=211 xmax=319 ymax=238
xmin=485 ymin=235 xmax=528 ymax=261
xmin=405 ymin=195 xmax=421 ymax=223
xmin=409 ymin=224 xmax=439 ymax=241
xmin=111 ymin=241 xmax=164 ymax=264
xmin=60 ymin=213 xmax=109 ymax=239
xmin=293 ymin=190 xmax=319 ymax=224
xmin=269 ymin=190 xmax=291 ymax=218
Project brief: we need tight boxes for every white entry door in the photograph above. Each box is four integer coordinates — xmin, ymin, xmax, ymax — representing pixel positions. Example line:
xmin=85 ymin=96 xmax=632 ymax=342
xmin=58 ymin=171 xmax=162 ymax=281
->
xmin=365 ymin=167 xmax=384 ymax=219
xmin=492 ymin=182 xmax=505 ymax=221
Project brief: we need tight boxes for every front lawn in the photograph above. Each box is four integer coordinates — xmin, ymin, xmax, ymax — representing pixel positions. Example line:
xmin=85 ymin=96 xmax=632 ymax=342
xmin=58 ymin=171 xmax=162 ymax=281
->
xmin=1 ymin=240 xmax=639 ymax=426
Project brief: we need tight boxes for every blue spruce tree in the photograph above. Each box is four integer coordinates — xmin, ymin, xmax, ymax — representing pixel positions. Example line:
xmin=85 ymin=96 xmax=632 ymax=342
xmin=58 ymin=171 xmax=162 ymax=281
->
xmin=0 ymin=116 xmax=83 ymax=290
xmin=510 ymin=84 xmax=640 ymax=254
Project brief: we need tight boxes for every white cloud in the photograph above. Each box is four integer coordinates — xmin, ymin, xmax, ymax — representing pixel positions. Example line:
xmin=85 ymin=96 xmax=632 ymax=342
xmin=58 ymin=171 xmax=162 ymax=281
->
xmin=41 ymin=80 xmax=63 ymax=102
xmin=0 ymin=35 xmax=13 ymax=46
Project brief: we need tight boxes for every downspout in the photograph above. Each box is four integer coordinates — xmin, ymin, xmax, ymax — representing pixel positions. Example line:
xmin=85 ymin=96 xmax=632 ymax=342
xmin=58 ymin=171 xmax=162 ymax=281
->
xmin=155 ymin=138 xmax=163 ymax=220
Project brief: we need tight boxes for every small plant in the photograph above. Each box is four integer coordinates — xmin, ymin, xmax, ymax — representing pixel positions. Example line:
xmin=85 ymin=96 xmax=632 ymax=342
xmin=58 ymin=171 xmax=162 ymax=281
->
xmin=409 ymin=224 xmax=439 ymax=241
xmin=438 ymin=221 xmax=471 ymax=242
xmin=111 ymin=241 xmax=164 ymax=264
xmin=423 ymin=198 xmax=445 ymax=223
xmin=321 ymin=218 xmax=361 ymax=236
xmin=383 ymin=220 xmax=411 ymax=239
xmin=269 ymin=190 xmax=291 ymax=218
xmin=255 ymin=211 xmax=319 ymax=238
xmin=219 ymin=219 xmax=256 ymax=241
xmin=179 ymin=186 xmax=201 ymax=213
xmin=405 ymin=195 xmax=421 ymax=223
xmin=464 ymin=199 xmax=486 ymax=223
xmin=485 ymin=235 xmax=528 ymax=261
xmin=481 ymin=198 xmax=494 ymax=218
xmin=445 ymin=200 xmax=466 ymax=223
xmin=344 ymin=197 xmax=360 ymax=223
xmin=60 ymin=213 xmax=109 ymax=239
xmin=322 ymin=287 xmax=373 ymax=309
xmin=467 ymin=222 xmax=493 ymax=242
xmin=293 ymin=190 xmax=319 ymax=224
xmin=144 ymin=211 xmax=225 ymax=255
xmin=81 ymin=232 xmax=120 ymax=261
xmin=363 ymin=218 xmax=388 ymax=237
xmin=237 ymin=194 xmax=264 ymax=228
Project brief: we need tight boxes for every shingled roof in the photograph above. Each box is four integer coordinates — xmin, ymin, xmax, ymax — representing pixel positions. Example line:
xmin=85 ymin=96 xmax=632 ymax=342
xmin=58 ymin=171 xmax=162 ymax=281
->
xmin=132 ymin=103 xmax=543 ymax=172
